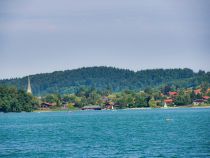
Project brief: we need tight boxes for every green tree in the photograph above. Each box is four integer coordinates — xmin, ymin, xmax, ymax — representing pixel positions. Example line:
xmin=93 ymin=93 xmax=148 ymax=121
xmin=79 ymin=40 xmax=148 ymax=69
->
xmin=149 ymin=97 xmax=156 ymax=108
xmin=0 ymin=86 xmax=37 ymax=112
xmin=175 ymin=92 xmax=192 ymax=106
xmin=134 ymin=95 xmax=147 ymax=107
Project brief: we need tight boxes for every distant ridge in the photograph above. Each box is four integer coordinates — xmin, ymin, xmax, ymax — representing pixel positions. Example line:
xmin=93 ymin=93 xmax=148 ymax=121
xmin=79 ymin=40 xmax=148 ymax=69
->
xmin=0 ymin=66 xmax=209 ymax=95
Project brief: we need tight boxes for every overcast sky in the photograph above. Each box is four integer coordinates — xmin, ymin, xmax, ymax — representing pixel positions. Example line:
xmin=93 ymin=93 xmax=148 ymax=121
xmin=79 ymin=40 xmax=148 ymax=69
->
xmin=0 ymin=0 xmax=210 ymax=79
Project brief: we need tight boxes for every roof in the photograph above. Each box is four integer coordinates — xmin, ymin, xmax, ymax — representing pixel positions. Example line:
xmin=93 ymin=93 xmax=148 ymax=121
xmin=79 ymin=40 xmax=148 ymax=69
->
xmin=164 ymin=99 xmax=173 ymax=103
xmin=203 ymin=96 xmax=210 ymax=100
xmin=193 ymin=99 xmax=205 ymax=103
xmin=169 ymin=92 xmax=177 ymax=95
xmin=194 ymin=89 xmax=201 ymax=94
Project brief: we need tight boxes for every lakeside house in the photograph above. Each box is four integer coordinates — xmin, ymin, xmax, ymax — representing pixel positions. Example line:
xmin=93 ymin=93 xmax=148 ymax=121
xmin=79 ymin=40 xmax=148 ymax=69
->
xmin=105 ymin=103 xmax=114 ymax=110
xmin=164 ymin=99 xmax=173 ymax=105
xmin=104 ymin=101 xmax=114 ymax=110
xmin=81 ymin=105 xmax=102 ymax=110
xmin=106 ymin=105 xmax=114 ymax=110
xmin=193 ymin=95 xmax=210 ymax=105
xmin=168 ymin=91 xmax=177 ymax=96
xmin=41 ymin=102 xmax=56 ymax=108
xmin=203 ymin=96 xmax=210 ymax=100
xmin=193 ymin=99 xmax=205 ymax=105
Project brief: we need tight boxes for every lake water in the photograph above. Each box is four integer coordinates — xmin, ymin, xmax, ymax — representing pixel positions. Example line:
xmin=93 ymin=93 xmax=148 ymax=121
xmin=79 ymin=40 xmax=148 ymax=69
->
xmin=0 ymin=108 xmax=209 ymax=157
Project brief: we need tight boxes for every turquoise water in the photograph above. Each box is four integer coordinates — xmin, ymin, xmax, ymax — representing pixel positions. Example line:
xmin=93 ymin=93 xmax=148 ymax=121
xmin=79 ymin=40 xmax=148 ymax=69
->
xmin=0 ymin=108 xmax=209 ymax=157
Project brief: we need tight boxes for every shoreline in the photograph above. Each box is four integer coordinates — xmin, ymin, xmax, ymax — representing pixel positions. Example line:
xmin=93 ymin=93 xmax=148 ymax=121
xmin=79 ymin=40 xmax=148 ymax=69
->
xmin=33 ymin=105 xmax=210 ymax=112
xmin=123 ymin=105 xmax=210 ymax=110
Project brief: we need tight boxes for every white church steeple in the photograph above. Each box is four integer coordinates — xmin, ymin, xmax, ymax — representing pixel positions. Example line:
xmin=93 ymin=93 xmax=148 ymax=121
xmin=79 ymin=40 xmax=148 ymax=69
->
xmin=27 ymin=76 xmax=32 ymax=94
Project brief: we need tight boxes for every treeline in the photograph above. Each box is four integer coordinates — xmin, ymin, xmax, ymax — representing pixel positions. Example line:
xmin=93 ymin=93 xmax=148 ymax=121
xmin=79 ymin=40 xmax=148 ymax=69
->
xmin=0 ymin=67 xmax=209 ymax=95
xmin=0 ymin=86 xmax=39 ymax=112
xmin=1 ymin=84 xmax=210 ymax=112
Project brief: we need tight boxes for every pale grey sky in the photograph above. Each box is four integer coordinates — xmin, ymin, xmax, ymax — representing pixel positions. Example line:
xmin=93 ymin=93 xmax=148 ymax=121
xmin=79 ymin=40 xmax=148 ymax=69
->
xmin=0 ymin=0 xmax=210 ymax=79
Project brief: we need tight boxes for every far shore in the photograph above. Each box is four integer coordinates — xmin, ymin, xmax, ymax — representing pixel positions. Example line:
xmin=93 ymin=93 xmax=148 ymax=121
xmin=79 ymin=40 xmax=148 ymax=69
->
xmin=33 ymin=105 xmax=210 ymax=112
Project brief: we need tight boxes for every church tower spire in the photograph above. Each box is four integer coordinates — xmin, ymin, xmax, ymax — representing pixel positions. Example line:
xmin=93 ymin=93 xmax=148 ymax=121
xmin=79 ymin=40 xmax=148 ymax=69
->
xmin=27 ymin=76 xmax=32 ymax=94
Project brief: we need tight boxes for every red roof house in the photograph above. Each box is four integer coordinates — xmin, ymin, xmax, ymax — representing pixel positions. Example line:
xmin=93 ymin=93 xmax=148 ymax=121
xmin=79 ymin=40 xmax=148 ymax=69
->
xmin=194 ymin=89 xmax=201 ymax=95
xmin=193 ymin=99 xmax=205 ymax=105
xmin=164 ymin=99 xmax=173 ymax=104
xmin=169 ymin=91 xmax=177 ymax=96
xmin=203 ymin=96 xmax=210 ymax=100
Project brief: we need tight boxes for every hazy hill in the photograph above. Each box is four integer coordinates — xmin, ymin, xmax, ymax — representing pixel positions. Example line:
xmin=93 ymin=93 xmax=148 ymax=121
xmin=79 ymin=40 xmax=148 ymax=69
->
xmin=0 ymin=66 xmax=209 ymax=95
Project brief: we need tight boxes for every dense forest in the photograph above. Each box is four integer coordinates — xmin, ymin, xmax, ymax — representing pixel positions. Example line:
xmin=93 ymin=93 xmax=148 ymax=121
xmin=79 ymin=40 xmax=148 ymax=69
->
xmin=0 ymin=66 xmax=209 ymax=96
xmin=0 ymin=86 xmax=38 ymax=112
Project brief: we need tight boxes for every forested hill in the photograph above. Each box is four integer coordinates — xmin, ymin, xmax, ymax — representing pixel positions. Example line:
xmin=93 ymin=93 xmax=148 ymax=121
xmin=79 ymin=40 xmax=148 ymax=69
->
xmin=0 ymin=67 xmax=209 ymax=95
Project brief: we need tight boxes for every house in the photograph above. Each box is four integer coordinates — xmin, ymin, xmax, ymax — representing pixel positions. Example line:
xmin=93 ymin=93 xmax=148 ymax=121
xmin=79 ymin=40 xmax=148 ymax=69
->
xmin=105 ymin=105 xmax=114 ymax=110
xmin=81 ymin=105 xmax=101 ymax=110
xmin=41 ymin=102 xmax=55 ymax=108
xmin=203 ymin=96 xmax=210 ymax=100
xmin=105 ymin=102 xmax=114 ymax=110
xmin=168 ymin=91 xmax=177 ymax=96
xmin=164 ymin=99 xmax=173 ymax=105
xmin=194 ymin=89 xmax=201 ymax=95
xmin=193 ymin=99 xmax=205 ymax=105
